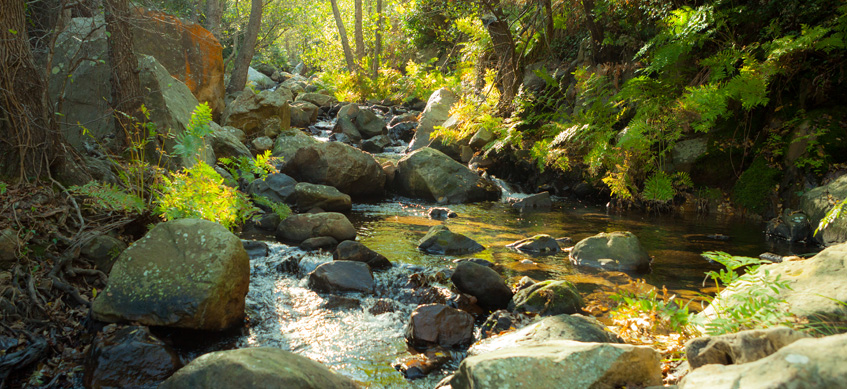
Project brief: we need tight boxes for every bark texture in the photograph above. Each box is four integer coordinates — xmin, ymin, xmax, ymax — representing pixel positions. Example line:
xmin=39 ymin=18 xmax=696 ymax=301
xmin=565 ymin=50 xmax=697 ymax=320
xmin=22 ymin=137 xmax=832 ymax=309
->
xmin=330 ymin=0 xmax=358 ymax=72
xmin=204 ymin=0 xmax=223 ymax=39
xmin=105 ymin=0 xmax=144 ymax=148
xmin=483 ymin=6 xmax=521 ymax=115
xmin=354 ymin=0 xmax=365 ymax=61
xmin=372 ymin=0 xmax=383 ymax=79
xmin=227 ymin=0 xmax=263 ymax=94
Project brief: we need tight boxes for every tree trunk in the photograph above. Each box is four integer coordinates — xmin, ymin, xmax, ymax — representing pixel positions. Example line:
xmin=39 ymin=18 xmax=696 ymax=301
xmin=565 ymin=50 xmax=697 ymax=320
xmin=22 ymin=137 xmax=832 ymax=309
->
xmin=354 ymin=0 xmax=365 ymax=61
xmin=330 ymin=0 xmax=358 ymax=72
xmin=483 ymin=7 xmax=522 ymax=115
xmin=543 ymin=0 xmax=554 ymax=47
xmin=372 ymin=0 xmax=382 ymax=79
xmin=105 ymin=0 xmax=144 ymax=149
xmin=581 ymin=0 xmax=605 ymax=64
xmin=205 ymin=0 xmax=223 ymax=39
xmin=227 ymin=0 xmax=263 ymax=94
xmin=0 ymin=1 xmax=59 ymax=181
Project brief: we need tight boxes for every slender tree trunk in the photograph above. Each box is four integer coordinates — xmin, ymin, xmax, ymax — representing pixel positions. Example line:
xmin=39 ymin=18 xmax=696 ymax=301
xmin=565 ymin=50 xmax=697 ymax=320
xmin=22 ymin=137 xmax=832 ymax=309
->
xmin=205 ymin=0 xmax=223 ymax=39
xmin=227 ymin=0 xmax=263 ymax=94
xmin=543 ymin=0 xmax=554 ymax=47
xmin=330 ymin=0 xmax=357 ymax=72
xmin=482 ymin=6 xmax=522 ymax=115
xmin=372 ymin=0 xmax=382 ymax=79
xmin=105 ymin=0 xmax=143 ymax=149
xmin=354 ymin=0 xmax=365 ymax=61
xmin=581 ymin=0 xmax=605 ymax=64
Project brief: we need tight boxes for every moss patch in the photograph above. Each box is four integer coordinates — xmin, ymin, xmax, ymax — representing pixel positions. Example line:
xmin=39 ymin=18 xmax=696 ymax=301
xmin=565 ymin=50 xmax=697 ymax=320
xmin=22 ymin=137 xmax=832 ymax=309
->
xmin=732 ymin=157 xmax=781 ymax=214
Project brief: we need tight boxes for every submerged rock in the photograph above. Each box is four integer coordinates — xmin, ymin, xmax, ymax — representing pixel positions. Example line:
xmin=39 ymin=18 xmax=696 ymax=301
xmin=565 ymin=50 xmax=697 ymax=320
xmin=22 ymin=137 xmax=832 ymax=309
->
xmin=678 ymin=333 xmax=847 ymax=389
xmin=84 ymin=325 xmax=181 ymax=388
xmin=405 ymin=304 xmax=475 ymax=351
xmin=510 ymin=280 xmax=584 ymax=316
xmin=395 ymin=148 xmax=499 ymax=204
xmin=507 ymin=234 xmax=561 ymax=255
xmin=308 ymin=260 xmax=374 ymax=294
xmin=92 ymin=219 xmax=249 ymax=330
xmin=451 ymin=340 xmax=661 ymax=389
xmin=450 ymin=261 xmax=512 ymax=311
xmin=275 ymin=212 xmax=356 ymax=244
xmin=332 ymin=240 xmax=392 ymax=270
xmin=159 ymin=347 xmax=357 ymax=389
xmin=569 ymin=231 xmax=651 ymax=272
xmin=418 ymin=225 xmax=485 ymax=255
xmin=685 ymin=327 xmax=810 ymax=369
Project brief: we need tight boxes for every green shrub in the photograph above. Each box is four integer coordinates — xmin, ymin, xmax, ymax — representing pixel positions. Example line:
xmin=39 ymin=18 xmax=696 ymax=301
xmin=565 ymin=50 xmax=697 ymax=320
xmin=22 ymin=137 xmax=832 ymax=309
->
xmin=732 ymin=157 xmax=781 ymax=213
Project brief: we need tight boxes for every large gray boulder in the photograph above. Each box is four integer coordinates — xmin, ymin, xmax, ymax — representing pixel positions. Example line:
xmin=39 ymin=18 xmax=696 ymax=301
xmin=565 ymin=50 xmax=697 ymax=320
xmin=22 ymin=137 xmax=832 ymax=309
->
xmin=247 ymin=67 xmax=275 ymax=90
xmin=451 ymin=341 xmax=662 ymax=389
xmin=275 ymin=213 xmax=357 ymax=243
xmin=91 ymin=219 xmax=249 ymax=330
xmin=450 ymin=261 xmax=512 ymax=311
xmin=308 ymin=261 xmax=374 ymax=294
xmin=702 ymin=242 xmax=847 ymax=326
xmin=222 ymin=89 xmax=291 ymax=138
xmin=469 ymin=314 xmax=622 ymax=356
xmin=685 ymin=327 xmax=810 ymax=369
xmin=409 ymin=88 xmax=459 ymax=151
xmin=159 ymin=347 xmax=357 ymax=389
xmin=569 ymin=231 xmax=651 ymax=272
xmin=800 ymin=175 xmax=847 ymax=246
xmin=678 ymin=333 xmax=847 ymax=389
xmin=247 ymin=173 xmax=298 ymax=204
xmin=418 ymin=225 xmax=484 ymax=255
xmin=395 ymin=148 xmax=499 ymax=204
xmin=272 ymin=128 xmax=320 ymax=163
xmin=290 ymin=101 xmax=319 ymax=128
xmin=282 ymin=142 xmax=386 ymax=197
xmin=294 ymin=183 xmax=352 ymax=212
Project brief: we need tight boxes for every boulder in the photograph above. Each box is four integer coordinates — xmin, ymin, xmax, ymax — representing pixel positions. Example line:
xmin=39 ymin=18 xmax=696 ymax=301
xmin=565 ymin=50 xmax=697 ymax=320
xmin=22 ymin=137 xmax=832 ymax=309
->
xmin=272 ymin=128 xmax=320 ymax=163
xmin=702 ymin=242 xmax=847 ymax=325
xmin=470 ymin=314 xmax=621 ymax=356
xmin=685 ymin=327 xmax=810 ymax=369
xmin=241 ymin=241 xmax=269 ymax=258
xmin=570 ymin=231 xmax=651 ymax=272
xmin=332 ymin=240 xmax=391 ymax=270
xmin=80 ymin=234 xmax=127 ymax=274
xmin=356 ymin=108 xmax=386 ymax=139
xmin=450 ymin=262 xmax=512 ymax=311
xmin=159 ymin=347 xmax=357 ymax=389
xmin=409 ymin=88 xmax=459 ymax=151
xmin=395 ymin=148 xmax=499 ymax=204
xmin=405 ymin=304 xmax=475 ymax=351
xmin=290 ymin=101 xmax=319 ymax=128
xmin=294 ymin=183 xmax=352 ymax=212
xmin=428 ymin=207 xmax=458 ymax=220
xmin=84 ymin=325 xmax=181 ymax=388
xmin=251 ymin=136 xmax=274 ymax=151
xmin=765 ymin=210 xmax=812 ymax=243
xmin=91 ymin=219 xmax=249 ymax=330
xmin=247 ymin=67 xmax=275 ymax=90
xmin=678 ymin=333 xmax=847 ymax=389
xmin=469 ymin=127 xmax=496 ymax=150
xmin=361 ymin=135 xmax=391 ymax=154
xmin=132 ymin=9 xmax=225 ymax=117
xmin=307 ymin=260 xmax=374 ymax=294
xmin=275 ymin=212 xmax=357 ymax=243
xmin=247 ymin=173 xmax=298 ymax=204
xmin=299 ymin=236 xmax=339 ymax=251
xmin=209 ymin=122 xmax=251 ymax=160
xmin=418 ymin=225 xmax=484 ymax=255
xmin=799 ymin=175 xmax=847 ymax=246
xmin=283 ymin=142 xmax=386 ymax=197
xmin=222 ymin=89 xmax=291 ymax=138
xmin=511 ymin=280 xmax=584 ymax=316
xmin=296 ymin=92 xmax=337 ymax=108
xmin=510 ymin=192 xmax=553 ymax=212
xmin=507 ymin=234 xmax=560 ymax=255
xmin=333 ymin=104 xmax=363 ymax=142
xmin=451 ymin=341 xmax=661 ymax=389
xmin=253 ymin=63 xmax=276 ymax=77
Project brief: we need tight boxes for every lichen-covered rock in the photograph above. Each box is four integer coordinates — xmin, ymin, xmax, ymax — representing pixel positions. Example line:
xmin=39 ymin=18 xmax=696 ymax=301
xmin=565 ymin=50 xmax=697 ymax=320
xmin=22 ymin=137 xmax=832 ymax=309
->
xmin=470 ymin=314 xmax=621 ymax=356
xmin=272 ymin=128 xmax=320 ymax=163
xmin=510 ymin=280 xmax=584 ymax=316
xmin=451 ymin=340 xmax=661 ymax=389
xmin=275 ymin=212 xmax=357 ymax=243
xmin=405 ymin=304 xmax=475 ymax=351
xmin=222 ymin=89 xmax=291 ymax=138
xmin=685 ymin=327 xmax=810 ymax=369
xmin=570 ymin=231 xmax=651 ymax=272
xmin=84 ymin=325 xmax=181 ymax=388
xmin=678 ymin=333 xmax=847 ymax=389
xmin=418 ymin=225 xmax=484 ymax=255
xmin=283 ymin=142 xmax=386 ymax=197
xmin=332 ymin=240 xmax=391 ymax=270
xmin=307 ymin=261 xmax=374 ymax=294
xmin=159 ymin=347 xmax=358 ymax=389
xmin=507 ymin=234 xmax=561 ymax=255
xmin=395 ymin=148 xmax=499 ymax=204
xmin=450 ymin=261 xmax=512 ymax=311
xmin=91 ymin=219 xmax=249 ymax=330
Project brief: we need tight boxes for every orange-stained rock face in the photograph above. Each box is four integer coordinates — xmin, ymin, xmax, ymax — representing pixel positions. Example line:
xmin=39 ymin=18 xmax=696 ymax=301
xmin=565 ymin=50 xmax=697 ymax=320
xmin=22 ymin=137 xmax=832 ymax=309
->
xmin=132 ymin=9 xmax=225 ymax=119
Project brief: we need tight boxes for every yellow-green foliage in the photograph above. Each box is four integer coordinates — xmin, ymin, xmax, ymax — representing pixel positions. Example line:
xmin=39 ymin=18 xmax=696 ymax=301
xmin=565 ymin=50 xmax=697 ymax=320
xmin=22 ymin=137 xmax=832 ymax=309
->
xmin=68 ymin=182 xmax=145 ymax=214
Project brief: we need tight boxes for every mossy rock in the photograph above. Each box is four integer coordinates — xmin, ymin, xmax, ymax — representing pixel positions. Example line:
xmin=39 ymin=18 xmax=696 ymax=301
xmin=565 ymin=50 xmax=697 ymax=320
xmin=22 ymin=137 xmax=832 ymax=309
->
xmin=732 ymin=157 xmax=781 ymax=214
xmin=511 ymin=280 xmax=584 ymax=316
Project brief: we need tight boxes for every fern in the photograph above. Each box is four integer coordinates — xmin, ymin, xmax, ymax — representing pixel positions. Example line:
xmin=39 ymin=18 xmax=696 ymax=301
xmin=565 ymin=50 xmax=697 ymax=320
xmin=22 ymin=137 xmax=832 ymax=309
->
xmin=642 ymin=171 xmax=675 ymax=202
xmin=252 ymin=195 xmax=291 ymax=221
xmin=173 ymin=103 xmax=214 ymax=164
xmin=68 ymin=182 xmax=145 ymax=214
